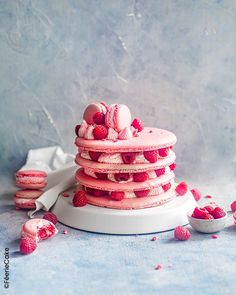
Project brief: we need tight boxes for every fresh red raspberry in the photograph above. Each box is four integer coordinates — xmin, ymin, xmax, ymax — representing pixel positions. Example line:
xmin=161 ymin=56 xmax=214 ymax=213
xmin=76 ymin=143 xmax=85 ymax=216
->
xmin=190 ymin=188 xmax=202 ymax=201
xmin=169 ymin=162 xmax=176 ymax=171
xmin=121 ymin=152 xmax=136 ymax=164
xmin=162 ymin=183 xmax=171 ymax=192
xmin=75 ymin=125 xmax=81 ymax=136
xmin=95 ymin=172 xmax=108 ymax=180
xmin=212 ymin=207 xmax=226 ymax=219
xmin=110 ymin=191 xmax=125 ymax=201
xmin=62 ymin=192 xmax=70 ymax=197
xmin=134 ymin=189 xmax=150 ymax=198
xmin=143 ymin=150 xmax=158 ymax=163
xmin=174 ymin=226 xmax=191 ymax=241
xmin=95 ymin=189 xmax=108 ymax=196
xmin=155 ymin=168 xmax=165 ymax=177
xmin=43 ymin=212 xmax=58 ymax=225
xmin=131 ymin=117 xmax=144 ymax=132
xmin=88 ymin=151 xmax=102 ymax=161
xmin=93 ymin=112 xmax=105 ymax=125
xmin=93 ymin=125 xmax=108 ymax=140
xmin=19 ymin=237 xmax=37 ymax=255
xmin=175 ymin=181 xmax=188 ymax=196
xmin=133 ymin=172 xmax=149 ymax=182
xmin=204 ymin=205 xmax=214 ymax=214
xmin=158 ymin=148 xmax=169 ymax=157
xmin=205 ymin=213 xmax=214 ymax=220
xmin=155 ymin=264 xmax=162 ymax=270
xmin=114 ymin=173 xmax=130 ymax=182
xmin=192 ymin=207 xmax=208 ymax=219
xmin=211 ymin=235 xmax=218 ymax=239
xmin=73 ymin=191 xmax=87 ymax=207
xmin=230 ymin=200 xmax=236 ymax=212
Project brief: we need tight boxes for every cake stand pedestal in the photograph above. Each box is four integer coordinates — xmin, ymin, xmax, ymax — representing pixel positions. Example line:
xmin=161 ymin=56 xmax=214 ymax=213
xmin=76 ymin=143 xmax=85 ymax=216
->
xmin=52 ymin=189 xmax=196 ymax=234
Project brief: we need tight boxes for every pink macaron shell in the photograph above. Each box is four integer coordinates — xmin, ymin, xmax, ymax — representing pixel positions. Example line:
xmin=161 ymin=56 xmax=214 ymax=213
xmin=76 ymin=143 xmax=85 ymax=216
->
xmin=76 ymin=127 xmax=177 ymax=153
xmin=105 ymin=104 xmax=132 ymax=132
xmin=85 ymin=189 xmax=176 ymax=210
xmin=21 ymin=218 xmax=58 ymax=242
xmin=75 ymin=168 xmax=174 ymax=192
xmin=15 ymin=170 xmax=47 ymax=178
xmin=83 ymin=103 xmax=107 ymax=124
xmin=16 ymin=180 xmax=47 ymax=189
xmin=14 ymin=197 xmax=36 ymax=209
xmin=75 ymin=151 xmax=176 ymax=173
xmin=15 ymin=189 xmax=44 ymax=199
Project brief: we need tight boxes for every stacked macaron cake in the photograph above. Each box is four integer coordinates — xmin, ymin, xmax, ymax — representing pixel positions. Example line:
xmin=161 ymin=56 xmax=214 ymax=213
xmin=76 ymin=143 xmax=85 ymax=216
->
xmin=75 ymin=102 xmax=177 ymax=209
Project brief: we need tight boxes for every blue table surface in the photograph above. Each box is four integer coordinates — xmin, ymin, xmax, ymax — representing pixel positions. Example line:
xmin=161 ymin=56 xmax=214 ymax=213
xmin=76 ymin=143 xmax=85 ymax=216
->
xmin=1 ymin=175 xmax=236 ymax=295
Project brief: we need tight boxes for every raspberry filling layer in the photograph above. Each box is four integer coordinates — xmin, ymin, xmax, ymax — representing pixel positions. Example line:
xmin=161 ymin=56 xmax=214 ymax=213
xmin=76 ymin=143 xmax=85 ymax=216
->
xmin=79 ymin=147 xmax=172 ymax=164
xmin=83 ymin=165 xmax=175 ymax=183
xmin=83 ymin=180 xmax=175 ymax=199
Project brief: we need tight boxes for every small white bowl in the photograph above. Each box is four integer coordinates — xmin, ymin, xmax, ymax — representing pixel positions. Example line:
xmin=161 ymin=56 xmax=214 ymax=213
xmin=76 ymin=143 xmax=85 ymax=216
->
xmin=187 ymin=210 xmax=228 ymax=233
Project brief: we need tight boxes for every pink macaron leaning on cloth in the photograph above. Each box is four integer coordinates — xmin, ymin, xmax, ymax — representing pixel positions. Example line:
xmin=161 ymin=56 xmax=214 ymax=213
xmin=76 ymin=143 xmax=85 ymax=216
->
xmin=15 ymin=170 xmax=48 ymax=189
xmin=105 ymin=104 xmax=132 ymax=132
xmin=14 ymin=189 xmax=43 ymax=209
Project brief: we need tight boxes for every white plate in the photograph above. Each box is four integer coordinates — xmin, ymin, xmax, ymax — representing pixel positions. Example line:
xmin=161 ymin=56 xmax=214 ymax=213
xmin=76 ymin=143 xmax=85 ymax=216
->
xmin=52 ymin=190 xmax=197 ymax=234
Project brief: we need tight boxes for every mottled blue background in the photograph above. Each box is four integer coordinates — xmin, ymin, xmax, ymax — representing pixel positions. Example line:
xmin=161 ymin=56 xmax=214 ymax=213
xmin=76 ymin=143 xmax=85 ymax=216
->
xmin=0 ymin=0 xmax=236 ymax=181
xmin=1 ymin=2 xmax=236 ymax=295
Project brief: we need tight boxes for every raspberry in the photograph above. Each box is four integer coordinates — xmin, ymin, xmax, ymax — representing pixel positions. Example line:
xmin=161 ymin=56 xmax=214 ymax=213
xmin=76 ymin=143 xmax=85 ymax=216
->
xmin=205 ymin=195 xmax=213 ymax=199
xmin=19 ymin=237 xmax=37 ymax=255
xmin=190 ymin=188 xmax=201 ymax=201
xmin=175 ymin=182 xmax=188 ymax=196
xmin=162 ymin=183 xmax=171 ymax=192
xmin=155 ymin=168 xmax=165 ymax=177
xmin=169 ymin=162 xmax=176 ymax=171
xmin=95 ymin=172 xmax=108 ymax=180
xmin=93 ymin=125 xmax=108 ymax=140
xmin=158 ymin=148 xmax=169 ymax=157
xmin=93 ymin=112 xmax=105 ymax=125
xmin=212 ymin=207 xmax=226 ymax=219
xmin=86 ymin=187 xmax=108 ymax=196
xmin=230 ymin=200 xmax=236 ymax=212
xmin=204 ymin=205 xmax=214 ymax=214
xmin=73 ymin=191 xmax=87 ymax=207
xmin=110 ymin=191 xmax=125 ymax=201
xmin=134 ymin=189 xmax=150 ymax=198
xmin=143 ymin=150 xmax=158 ymax=163
xmin=89 ymin=151 xmax=102 ymax=161
xmin=114 ymin=173 xmax=130 ymax=182
xmin=75 ymin=125 xmax=81 ymax=136
xmin=121 ymin=152 xmax=136 ymax=164
xmin=192 ymin=207 xmax=208 ymax=219
xmin=133 ymin=172 xmax=149 ymax=182
xmin=174 ymin=226 xmax=191 ymax=241
xmin=131 ymin=117 xmax=144 ymax=132
xmin=205 ymin=213 xmax=214 ymax=220
xmin=211 ymin=235 xmax=218 ymax=239
xmin=62 ymin=192 xmax=70 ymax=197
xmin=151 ymin=236 xmax=157 ymax=241
xmin=43 ymin=212 xmax=58 ymax=225
xmin=155 ymin=264 xmax=162 ymax=270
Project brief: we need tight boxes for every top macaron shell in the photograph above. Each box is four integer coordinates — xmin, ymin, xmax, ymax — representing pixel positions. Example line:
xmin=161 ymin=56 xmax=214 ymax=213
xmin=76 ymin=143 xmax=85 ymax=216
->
xmin=105 ymin=104 xmax=132 ymax=132
xmin=83 ymin=103 xmax=107 ymax=124
xmin=76 ymin=127 xmax=177 ymax=153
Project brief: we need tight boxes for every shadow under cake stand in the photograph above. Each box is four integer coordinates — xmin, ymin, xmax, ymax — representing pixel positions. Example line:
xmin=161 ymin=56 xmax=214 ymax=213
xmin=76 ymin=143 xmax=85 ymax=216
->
xmin=52 ymin=189 xmax=196 ymax=234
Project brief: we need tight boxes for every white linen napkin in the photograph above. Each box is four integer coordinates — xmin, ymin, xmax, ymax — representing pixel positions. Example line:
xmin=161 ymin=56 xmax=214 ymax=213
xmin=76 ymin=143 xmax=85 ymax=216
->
xmin=18 ymin=146 xmax=77 ymax=218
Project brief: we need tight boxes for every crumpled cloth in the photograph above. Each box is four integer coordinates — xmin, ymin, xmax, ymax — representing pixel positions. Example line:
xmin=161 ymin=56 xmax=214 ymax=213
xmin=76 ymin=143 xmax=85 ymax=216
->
xmin=18 ymin=146 xmax=77 ymax=218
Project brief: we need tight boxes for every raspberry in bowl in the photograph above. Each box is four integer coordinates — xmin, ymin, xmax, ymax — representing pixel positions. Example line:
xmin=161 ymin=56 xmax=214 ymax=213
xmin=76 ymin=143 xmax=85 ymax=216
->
xmin=187 ymin=205 xmax=228 ymax=233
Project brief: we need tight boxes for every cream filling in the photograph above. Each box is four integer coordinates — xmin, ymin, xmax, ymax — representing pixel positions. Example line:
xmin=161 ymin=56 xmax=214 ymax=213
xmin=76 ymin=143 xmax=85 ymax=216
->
xmin=83 ymin=168 xmax=171 ymax=183
xmin=80 ymin=150 xmax=170 ymax=164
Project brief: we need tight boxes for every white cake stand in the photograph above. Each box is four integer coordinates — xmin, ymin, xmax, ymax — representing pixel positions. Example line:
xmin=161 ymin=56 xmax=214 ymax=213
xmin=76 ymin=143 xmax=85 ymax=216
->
xmin=52 ymin=188 xmax=197 ymax=234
